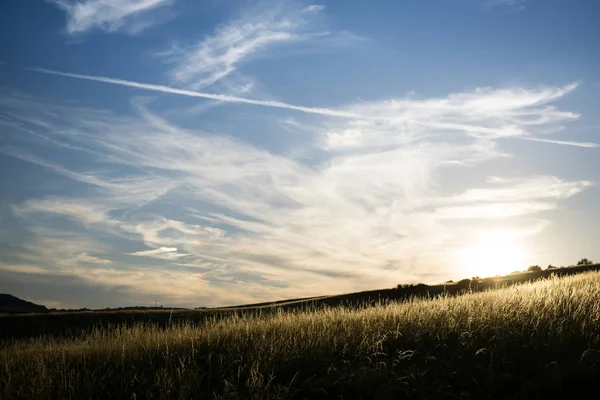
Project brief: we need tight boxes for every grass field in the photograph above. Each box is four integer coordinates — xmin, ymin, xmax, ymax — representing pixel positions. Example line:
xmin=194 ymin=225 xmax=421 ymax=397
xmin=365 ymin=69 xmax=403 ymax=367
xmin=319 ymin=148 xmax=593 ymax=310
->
xmin=2 ymin=271 xmax=600 ymax=399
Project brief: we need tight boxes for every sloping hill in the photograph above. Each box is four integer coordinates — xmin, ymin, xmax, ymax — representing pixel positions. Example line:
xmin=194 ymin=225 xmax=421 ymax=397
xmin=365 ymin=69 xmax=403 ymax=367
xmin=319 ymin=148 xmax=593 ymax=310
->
xmin=0 ymin=294 xmax=47 ymax=314
xmin=217 ymin=263 xmax=600 ymax=311
xmin=2 ymin=264 xmax=598 ymax=341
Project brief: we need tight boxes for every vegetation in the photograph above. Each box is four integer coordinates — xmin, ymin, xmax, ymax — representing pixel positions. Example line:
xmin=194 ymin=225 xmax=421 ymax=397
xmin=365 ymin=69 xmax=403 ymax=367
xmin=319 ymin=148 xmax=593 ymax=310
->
xmin=4 ymin=263 xmax=598 ymax=342
xmin=3 ymin=271 xmax=600 ymax=399
xmin=528 ymin=265 xmax=542 ymax=272
xmin=578 ymin=258 xmax=594 ymax=266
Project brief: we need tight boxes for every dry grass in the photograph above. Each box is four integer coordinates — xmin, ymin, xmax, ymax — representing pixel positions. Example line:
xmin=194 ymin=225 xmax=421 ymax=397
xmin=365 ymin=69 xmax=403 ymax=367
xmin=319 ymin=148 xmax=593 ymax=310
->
xmin=2 ymin=272 xmax=600 ymax=399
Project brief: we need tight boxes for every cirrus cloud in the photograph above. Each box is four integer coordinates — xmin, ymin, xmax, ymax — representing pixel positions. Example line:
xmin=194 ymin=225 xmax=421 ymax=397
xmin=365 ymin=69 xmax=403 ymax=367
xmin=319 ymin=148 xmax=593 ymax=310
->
xmin=49 ymin=0 xmax=174 ymax=35
xmin=0 ymin=75 xmax=594 ymax=307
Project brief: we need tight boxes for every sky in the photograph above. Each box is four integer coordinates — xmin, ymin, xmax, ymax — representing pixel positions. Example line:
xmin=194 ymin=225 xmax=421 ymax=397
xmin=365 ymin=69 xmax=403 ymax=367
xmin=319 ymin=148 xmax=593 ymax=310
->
xmin=0 ymin=0 xmax=599 ymax=309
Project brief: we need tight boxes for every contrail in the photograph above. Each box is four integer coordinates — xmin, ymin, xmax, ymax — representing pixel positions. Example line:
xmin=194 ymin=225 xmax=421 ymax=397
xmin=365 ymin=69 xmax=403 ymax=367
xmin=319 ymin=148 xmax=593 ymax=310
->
xmin=520 ymin=137 xmax=599 ymax=148
xmin=29 ymin=67 xmax=365 ymax=119
xmin=28 ymin=68 xmax=598 ymax=149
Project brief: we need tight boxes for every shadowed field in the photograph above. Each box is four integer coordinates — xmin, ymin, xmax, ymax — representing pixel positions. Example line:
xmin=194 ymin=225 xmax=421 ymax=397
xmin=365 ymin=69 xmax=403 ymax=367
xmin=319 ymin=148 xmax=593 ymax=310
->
xmin=2 ymin=270 xmax=600 ymax=399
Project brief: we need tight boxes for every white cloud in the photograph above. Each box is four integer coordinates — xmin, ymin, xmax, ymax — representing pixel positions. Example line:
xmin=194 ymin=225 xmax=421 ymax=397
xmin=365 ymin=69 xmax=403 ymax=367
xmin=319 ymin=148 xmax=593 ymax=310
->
xmin=120 ymin=217 xmax=225 ymax=248
xmin=12 ymin=198 xmax=117 ymax=225
xmin=162 ymin=1 xmax=350 ymax=89
xmin=129 ymin=247 xmax=189 ymax=259
xmin=30 ymin=69 xmax=588 ymax=152
xmin=303 ymin=4 xmax=325 ymax=13
xmin=0 ymin=79 xmax=595 ymax=305
xmin=49 ymin=0 xmax=173 ymax=35
xmin=433 ymin=201 xmax=556 ymax=220
xmin=2 ymin=227 xmax=115 ymax=273
xmin=321 ymin=83 xmax=582 ymax=151
xmin=430 ymin=176 xmax=593 ymax=220
xmin=0 ymin=264 xmax=49 ymax=275
xmin=484 ymin=0 xmax=529 ymax=13
xmin=0 ymin=260 xmax=255 ymax=308
xmin=166 ymin=21 xmax=296 ymax=89
xmin=73 ymin=252 xmax=113 ymax=264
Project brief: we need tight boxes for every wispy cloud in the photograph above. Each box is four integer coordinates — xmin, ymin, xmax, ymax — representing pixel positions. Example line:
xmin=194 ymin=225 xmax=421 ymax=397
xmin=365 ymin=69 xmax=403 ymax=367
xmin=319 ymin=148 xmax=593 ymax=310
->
xmin=49 ymin=0 xmax=174 ymax=35
xmin=303 ymin=4 xmax=325 ymax=13
xmin=29 ymin=68 xmax=592 ymax=153
xmin=0 ymin=78 xmax=594 ymax=306
xmin=0 ymin=264 xmax=49 ymax=275
xmin=1 ymin=259 xmax=258 ymax=308
xmin=12 ymin=198 xmax=117 ymax=225
xmin=73 ymin=252 xmax=113 ymax=264
xmin=161 ymin=1 xmax=353 ymax=89
xmin=0 ymin=226 xmax=252 ymax=307
xmin=129 ymin=247 xmax=189 ymax=259
xmin=484 ymin=0 xmax=529 ymax=13
xmin=165 ymin=5 xmax=299 ymax=89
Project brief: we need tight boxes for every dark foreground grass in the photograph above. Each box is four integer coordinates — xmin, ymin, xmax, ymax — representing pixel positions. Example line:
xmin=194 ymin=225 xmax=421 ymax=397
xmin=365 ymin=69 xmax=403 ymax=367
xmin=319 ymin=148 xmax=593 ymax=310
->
xmin=2 ymin=272 xmax=600 ymax=399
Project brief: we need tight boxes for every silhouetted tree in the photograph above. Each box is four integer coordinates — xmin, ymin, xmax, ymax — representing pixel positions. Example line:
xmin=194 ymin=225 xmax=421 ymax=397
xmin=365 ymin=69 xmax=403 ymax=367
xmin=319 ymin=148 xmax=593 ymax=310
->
xmin=396 ymin=284 xmax=415 ymax=289
xmin=547 ymin=265 xmax=557 ymax=270
xmin=577 ymin=258 xmax=593 ymax=266
xmin=528 ymin=265 xmax=542 ymax=272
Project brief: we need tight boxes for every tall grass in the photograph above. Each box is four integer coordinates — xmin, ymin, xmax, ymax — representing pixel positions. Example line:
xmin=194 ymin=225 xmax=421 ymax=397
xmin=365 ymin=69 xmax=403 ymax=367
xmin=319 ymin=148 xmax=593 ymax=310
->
xmin=2 ymin=272 xmax=600 ymax=399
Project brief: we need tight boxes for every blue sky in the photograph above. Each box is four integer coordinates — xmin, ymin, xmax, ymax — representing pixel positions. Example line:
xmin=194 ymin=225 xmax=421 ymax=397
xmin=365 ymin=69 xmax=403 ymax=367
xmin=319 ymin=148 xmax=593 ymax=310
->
xmin=0 ymin=0 xmax=599 ymax=309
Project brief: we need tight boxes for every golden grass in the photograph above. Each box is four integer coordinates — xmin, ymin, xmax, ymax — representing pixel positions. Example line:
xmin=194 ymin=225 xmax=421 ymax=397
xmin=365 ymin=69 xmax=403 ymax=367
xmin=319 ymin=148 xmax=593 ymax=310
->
xmin=2 ymin=272 xmax=600 ymax=399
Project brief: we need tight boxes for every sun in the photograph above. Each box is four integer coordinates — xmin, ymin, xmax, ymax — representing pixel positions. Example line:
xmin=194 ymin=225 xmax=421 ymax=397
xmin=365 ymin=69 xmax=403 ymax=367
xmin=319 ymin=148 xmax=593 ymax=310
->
xmin=458 ymin=233 xmax=529 ymax=278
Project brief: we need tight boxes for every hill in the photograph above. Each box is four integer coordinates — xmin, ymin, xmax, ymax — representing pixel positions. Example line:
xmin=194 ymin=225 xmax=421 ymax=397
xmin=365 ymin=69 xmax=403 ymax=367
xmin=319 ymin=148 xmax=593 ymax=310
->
xmin=0 ymin=294 xmax=47 ymax=314
xmin=218 ymin=262 xmax=600 ymax=311
xmin=3 ymin=269 xmax=600 ymax=398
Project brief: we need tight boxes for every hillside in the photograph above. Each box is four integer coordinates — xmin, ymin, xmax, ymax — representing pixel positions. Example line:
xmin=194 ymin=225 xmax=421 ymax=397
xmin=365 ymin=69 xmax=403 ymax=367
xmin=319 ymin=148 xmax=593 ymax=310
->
xmin=217 ymin=263 xmax=600 ymax=311
xmin=0 ymin=294 xmax=47 ymax=314
xmin=3 ymin=270 xmax=600 ymax=399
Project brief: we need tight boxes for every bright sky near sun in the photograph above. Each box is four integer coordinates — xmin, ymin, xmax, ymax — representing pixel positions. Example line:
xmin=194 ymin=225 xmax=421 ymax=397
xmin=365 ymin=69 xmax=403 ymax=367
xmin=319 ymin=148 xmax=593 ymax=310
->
xmin=0 ymin=0 xmax=599 ymax=309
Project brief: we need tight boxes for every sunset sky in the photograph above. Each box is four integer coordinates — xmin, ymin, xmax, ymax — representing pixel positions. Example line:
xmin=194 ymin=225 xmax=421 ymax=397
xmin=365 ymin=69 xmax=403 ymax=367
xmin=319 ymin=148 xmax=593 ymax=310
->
xmin=0 ymin=0 xmax=599 ymax=309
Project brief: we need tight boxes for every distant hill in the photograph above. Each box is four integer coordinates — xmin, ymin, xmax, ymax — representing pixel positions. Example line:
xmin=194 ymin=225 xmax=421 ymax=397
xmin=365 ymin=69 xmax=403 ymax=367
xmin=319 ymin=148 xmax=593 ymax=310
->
xmin=0 ymin=294 xmax=47 ymax=314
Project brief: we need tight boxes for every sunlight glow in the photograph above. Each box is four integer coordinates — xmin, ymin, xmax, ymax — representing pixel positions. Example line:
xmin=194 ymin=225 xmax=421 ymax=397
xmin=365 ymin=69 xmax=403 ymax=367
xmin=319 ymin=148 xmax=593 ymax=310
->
xmin=458 ymin=233 xmax=529 ymax=278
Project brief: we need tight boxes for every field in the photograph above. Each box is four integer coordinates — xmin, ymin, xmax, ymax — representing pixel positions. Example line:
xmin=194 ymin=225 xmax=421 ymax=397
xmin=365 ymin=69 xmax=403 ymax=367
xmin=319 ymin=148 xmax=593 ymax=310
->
xmin=2 ymin=271 xmax=600 ymax=399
